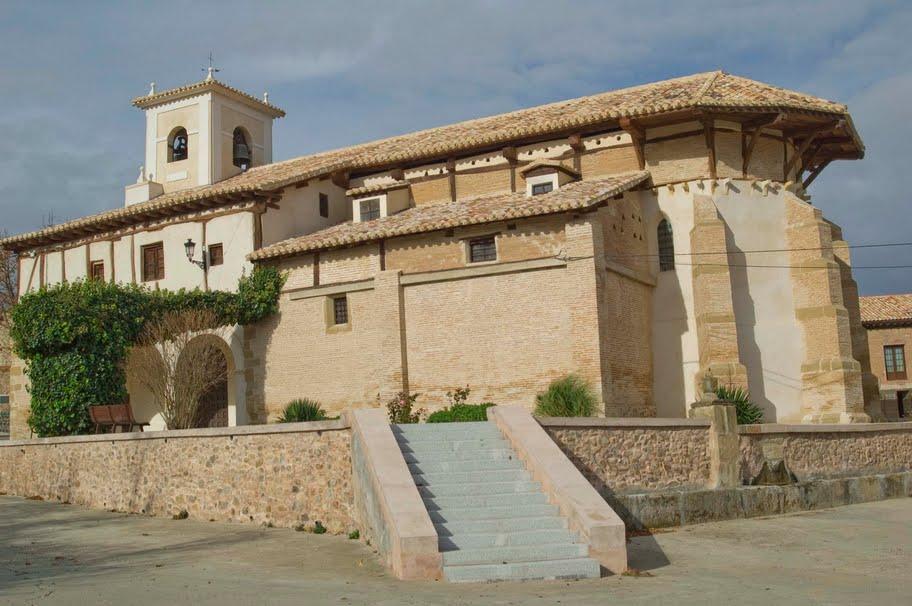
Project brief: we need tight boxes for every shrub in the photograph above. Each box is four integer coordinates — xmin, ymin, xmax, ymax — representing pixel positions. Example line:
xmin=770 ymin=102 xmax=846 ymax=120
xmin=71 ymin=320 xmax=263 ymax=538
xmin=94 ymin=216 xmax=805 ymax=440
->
xmin=385 ymin=391 xmax=424 ymax=424
xmin=348 ymin=529 xmax=360 ymax=540
xmin=427 ymin=403 xmax=495 ymax=423
xmin=534 ymin=374 xmax=597 ymax=417
xmin=277 ymin=398 xmax=328 ymax=423
xmin=716 ymin=385 xmax=764 ymax=425
xmin=313 ymin=521 xmax=327 ymax=535
xmin=11 ymin=267 xmax=286 ymax=437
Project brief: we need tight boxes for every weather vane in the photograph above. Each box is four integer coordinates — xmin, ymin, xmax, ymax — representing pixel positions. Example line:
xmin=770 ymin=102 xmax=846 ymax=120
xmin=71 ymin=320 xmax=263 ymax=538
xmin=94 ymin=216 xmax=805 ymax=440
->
xmin=203 ymin=52 xmax=220 ymax=81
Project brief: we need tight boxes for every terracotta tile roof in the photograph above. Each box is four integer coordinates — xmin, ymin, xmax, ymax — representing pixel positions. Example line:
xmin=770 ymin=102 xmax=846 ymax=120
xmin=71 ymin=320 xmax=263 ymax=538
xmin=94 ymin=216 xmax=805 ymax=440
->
xmin=860 ymin=294 xmax=912 ymax=327
xmin=345 ymin=180 xmax=410 ymax=198
xmin=2 ymin=71 xmax=861 ymax=252
xmin=132 ymin=77 xmax=285 ymax=117
xmin=250 ymin=171 xmax=649 ymax=261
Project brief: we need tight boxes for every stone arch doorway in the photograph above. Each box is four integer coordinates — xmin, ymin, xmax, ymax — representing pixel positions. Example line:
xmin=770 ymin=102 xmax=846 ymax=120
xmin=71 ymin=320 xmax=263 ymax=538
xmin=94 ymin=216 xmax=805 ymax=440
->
xmin=179 ymin=333 xmax=237 ymax=429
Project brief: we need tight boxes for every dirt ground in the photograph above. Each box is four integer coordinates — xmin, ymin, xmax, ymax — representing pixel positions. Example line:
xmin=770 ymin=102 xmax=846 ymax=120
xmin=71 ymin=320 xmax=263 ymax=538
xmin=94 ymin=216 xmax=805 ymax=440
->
xmin=1 ymin=495 xmax=909 ymax=605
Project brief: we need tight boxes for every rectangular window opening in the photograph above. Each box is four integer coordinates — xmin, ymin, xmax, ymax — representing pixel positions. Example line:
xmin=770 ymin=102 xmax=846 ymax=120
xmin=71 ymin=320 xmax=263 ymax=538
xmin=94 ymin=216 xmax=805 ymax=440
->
xmin=208 ymin=243 xmax=224 ymax=267
xmin=319 ymin=193 xmax=329 ymax=218
xmin=141 ymin=242 xmax=165 ymax=282
xmin=469 ymin=236 xmax=497 ymax=263
xmin=332 ymin=296 xmax=349 ymax=325
xmin=885 ymin=345 xmax=907 ymax=381
xmin=531 ymin=182 xmax=554 ymax=196
xmin=359 ymin=198 xmax=381 ymax=221
xmin=90 ymin=260 xmax=105 ymax=281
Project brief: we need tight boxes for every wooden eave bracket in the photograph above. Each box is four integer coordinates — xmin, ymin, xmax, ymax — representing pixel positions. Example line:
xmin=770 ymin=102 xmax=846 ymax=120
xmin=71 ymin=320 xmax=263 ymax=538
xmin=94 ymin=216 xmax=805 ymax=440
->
xmin=330 ymin=171 xmax=350 ymax=189
xmin=742 ymin=112 xmax=787 ymax=175
xmin=618 ymin=118 xmax=646 ymax=170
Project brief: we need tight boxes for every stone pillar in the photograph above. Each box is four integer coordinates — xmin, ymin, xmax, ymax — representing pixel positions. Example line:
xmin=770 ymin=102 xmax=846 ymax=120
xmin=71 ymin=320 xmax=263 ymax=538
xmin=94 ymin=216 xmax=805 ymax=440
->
xmin=688 ymin=401 xmax=740 ymax=488
xmin=8 ymin=353 xmax=30 ymax=439
xmin=689 ymin=195 xmax=748 ymax=393
xmin=784 ymin=196 xmax=868 ymax=423
xmin=373 ymin=270 xmax=409 ymax=402
xmin=565 ymin=214 xmax=608 ymax=413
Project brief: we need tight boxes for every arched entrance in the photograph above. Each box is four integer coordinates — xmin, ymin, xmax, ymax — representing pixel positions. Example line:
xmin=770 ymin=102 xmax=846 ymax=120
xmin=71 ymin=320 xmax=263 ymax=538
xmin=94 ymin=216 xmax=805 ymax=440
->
xmin=196 ymin=351 xmax=229 ymax=428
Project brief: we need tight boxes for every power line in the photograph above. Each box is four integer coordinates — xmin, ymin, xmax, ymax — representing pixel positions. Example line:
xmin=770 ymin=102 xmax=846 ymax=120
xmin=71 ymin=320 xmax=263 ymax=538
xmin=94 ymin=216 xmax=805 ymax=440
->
xmin=605 ymin=241 xmax=912 ymax=260
xmin=672 ymin=262 xmax=912 ymax=270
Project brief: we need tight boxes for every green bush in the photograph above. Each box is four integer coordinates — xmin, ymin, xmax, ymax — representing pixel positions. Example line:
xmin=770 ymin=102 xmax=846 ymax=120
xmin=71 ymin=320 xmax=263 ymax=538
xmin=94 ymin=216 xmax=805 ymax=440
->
xmin=277 ymin=399 xmax=328 ymax=423
xmin=427 ymin=403 xmax=495 ymax=423
xmin=385 ymin=391 xmax=424 ymax=424
xmin=715 ymin=385 xmax=764 ymax=425
xmin=534 ymin=374 xmax=597 ymax=417
xmin=11 ymin=267 xmax=286 ymax=437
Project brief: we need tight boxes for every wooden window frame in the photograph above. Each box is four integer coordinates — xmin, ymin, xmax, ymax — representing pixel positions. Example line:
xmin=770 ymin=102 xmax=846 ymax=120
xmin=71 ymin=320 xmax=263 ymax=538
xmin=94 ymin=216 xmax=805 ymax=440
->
xmin=90 ymin=260 xmax=105 ymax=281
xmin=141 ymin=242 xmax=165 ymax=282
xmin=319 ymin=193 xmax=329 ymax=218
xmin=531 ymin=181 xmax=553 ymax=196
xmin=359 ymin=198 xmax=381 ymax=221
xmin=208 ymin=243 xmax=224 ymax=267
xmin=884 ymin=344 xmax=907 ymax=381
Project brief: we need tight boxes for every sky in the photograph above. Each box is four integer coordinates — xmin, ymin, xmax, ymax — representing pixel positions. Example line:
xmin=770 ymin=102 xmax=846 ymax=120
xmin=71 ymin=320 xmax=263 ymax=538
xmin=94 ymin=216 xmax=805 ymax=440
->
xmin=0 ymin=0 xmax=908 ymax=294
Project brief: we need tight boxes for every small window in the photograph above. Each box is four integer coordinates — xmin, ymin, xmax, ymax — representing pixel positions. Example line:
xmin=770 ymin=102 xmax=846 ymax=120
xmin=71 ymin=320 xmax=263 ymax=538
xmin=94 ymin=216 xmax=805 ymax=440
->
xmin=319 ymin=193 xmax=329 ymax=218
xmin=169 ymin=127 xmax=188 ymax=162
xmin=469 ymin=236 xmax=497 ymax=263
xmin=885 ymin=345 xmax=907 ymax=381
xmin=359 ymin=198 xmax=381 ymax=221
xmin=141 ymin=242 xmax=165 ymax=282
xmin=531 ymin=181 xmax=554 ymax=196
xmin=208 ymin=243 xmax=224 ymax=267
xmin=658 ymin=219 xmax=675 ymax=271
xmin=0 ymin=395 xmax=8 ymax=405
xmin=332 ymin=296 xmax=349 ymax=325
xmin=90 ymin=260 xmax=104 ymax=281
xmin=232 ymin=127 xmax=251 ymax=171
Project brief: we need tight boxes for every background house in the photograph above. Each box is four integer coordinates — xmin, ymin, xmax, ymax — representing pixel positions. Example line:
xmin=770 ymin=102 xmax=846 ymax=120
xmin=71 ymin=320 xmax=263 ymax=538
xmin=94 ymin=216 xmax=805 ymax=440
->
xmin=861 ymin=294 xmax=912 ymax=419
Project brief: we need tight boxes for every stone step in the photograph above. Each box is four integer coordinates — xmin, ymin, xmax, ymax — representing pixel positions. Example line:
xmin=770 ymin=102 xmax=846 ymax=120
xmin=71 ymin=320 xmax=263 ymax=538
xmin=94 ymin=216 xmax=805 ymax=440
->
xmin=407 ymin=459 xmax=524 ymax=474
xmin=434 ymin=516 xmax=568 ymax=536
xmin=423 ymin=491 xmax=547 ymax=510
xmin=402 ymin=449 xmax=515 ymax=464
xmin=418 ymin=480 xmax=540 ymax=497
xmin=393 ymin=421 xmax=495 ymax=433
xmin=397 ymin=438 xmax=509 ymax=453
xmin=439 ymin=529 xmax=578 ymax=551
xmin=429 ymin=503 xmax=558 ymax=522
xmin=411 ymin=469 xmax=531 ymax=486
xmin=443 ymin=557 xmax=600 ymax=583
xmin=393 ymin=425 xmax=501 ymax=441
xmin=441 ymin=542 xmax=589 ymax=566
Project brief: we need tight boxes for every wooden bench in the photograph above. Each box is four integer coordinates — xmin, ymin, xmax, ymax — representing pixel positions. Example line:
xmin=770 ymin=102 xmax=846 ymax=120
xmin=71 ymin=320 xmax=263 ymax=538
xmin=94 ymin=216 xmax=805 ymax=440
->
xmin=89 ymin=402 xmax=149 ymax=434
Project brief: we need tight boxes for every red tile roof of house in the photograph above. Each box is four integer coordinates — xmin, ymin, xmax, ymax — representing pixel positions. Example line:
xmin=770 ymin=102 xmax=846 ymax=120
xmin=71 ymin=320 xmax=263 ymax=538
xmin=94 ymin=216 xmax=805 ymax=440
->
xmin=859 ymin=294 xmax=912 ymax=327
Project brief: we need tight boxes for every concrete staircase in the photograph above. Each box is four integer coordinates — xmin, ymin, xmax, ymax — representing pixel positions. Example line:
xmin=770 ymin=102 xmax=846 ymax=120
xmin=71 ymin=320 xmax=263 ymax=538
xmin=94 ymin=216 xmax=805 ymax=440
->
xmin=393 ymin=421 xmax=600 ymax=583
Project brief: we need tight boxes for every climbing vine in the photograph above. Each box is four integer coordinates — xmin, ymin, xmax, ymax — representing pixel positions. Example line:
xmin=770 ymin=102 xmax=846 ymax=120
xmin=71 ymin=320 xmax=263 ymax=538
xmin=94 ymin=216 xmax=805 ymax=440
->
xmin=11 ymin=266 xmax=286 ymax=437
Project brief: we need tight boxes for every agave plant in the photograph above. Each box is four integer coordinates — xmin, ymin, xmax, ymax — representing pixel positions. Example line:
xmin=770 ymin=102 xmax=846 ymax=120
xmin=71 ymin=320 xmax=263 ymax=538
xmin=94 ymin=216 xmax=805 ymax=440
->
xmin=277 ymin=398 xmax=328 ymax=423
xmin=715 ymin=385 xmax=764 ymax=425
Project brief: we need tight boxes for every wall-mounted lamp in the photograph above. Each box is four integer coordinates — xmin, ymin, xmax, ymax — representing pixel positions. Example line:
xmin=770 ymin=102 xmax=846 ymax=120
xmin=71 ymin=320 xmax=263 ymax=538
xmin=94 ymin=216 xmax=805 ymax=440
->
xmin=184 ymin=238 xmax=207 ymax=270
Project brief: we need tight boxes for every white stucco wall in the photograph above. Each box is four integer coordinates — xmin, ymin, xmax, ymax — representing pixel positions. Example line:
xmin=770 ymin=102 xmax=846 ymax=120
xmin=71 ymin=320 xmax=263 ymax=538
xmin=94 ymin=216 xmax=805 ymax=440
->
xmin=261 ymin=181 xmax=350 ymax=246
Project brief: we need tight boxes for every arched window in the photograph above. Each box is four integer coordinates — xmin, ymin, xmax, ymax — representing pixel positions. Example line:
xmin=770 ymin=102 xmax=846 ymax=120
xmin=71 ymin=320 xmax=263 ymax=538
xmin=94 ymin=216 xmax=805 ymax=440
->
xmin=168 ymin=127 xmax=188 ymax=162
xmin=658 ymin=218 xmax=675 ymax=271
xmin=232 ymin=127 xmax=251 ymax=171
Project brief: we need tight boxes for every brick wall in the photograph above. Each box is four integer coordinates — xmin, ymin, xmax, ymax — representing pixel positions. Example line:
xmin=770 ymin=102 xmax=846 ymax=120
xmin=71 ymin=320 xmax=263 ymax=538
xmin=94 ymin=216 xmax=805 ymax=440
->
xmin=864 ymin=326 xmax=912 ymax=418
xmin=0 ymin=422 xmax=356 ymax=532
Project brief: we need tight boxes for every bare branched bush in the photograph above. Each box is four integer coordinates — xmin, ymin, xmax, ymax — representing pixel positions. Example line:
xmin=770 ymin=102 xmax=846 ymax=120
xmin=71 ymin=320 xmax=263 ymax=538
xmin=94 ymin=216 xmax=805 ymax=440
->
xmin=129 ymin=309 xmax=228 ymax=430
xmin=0 ymin=241 xmax=17 ymax=361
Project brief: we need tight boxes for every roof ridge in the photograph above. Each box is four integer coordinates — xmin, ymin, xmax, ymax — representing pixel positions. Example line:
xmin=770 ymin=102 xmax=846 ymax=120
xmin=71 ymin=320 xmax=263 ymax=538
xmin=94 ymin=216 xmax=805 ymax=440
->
xmin=694 ymin=70 xmax=725 ymax=103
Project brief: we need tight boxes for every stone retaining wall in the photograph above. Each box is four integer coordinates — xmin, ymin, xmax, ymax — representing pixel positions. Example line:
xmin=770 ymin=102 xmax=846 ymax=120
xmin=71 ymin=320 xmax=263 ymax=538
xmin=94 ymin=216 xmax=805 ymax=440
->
xmin=541 ymin=417 xmax=713 ymax=494
xmin=0 ymin=420 xmax=355 ymax=533
xmin=739 ymin=422 xmax=912 ymax=483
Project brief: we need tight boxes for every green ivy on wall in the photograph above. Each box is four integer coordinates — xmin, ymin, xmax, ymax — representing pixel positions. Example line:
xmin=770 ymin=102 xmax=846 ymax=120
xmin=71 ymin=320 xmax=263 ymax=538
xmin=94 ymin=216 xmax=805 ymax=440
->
xmin=11 ymin=266 xmax=286 ymax=437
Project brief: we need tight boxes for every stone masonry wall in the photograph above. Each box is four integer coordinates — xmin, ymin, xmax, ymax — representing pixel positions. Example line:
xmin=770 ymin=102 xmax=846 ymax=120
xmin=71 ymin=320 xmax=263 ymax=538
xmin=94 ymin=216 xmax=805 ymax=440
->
xmin=0 ymin=422 xmax=355 ymax=533
xmin=542 ymin=419 xmax=713 ymax=494
xmin=739 ymin=423 xmax=912 ymax=483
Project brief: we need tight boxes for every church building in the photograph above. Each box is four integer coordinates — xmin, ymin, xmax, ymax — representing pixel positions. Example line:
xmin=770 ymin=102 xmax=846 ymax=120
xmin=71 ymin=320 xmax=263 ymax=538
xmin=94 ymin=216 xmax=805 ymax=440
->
xmin=1 ymin=70 xmax=883 ymax=436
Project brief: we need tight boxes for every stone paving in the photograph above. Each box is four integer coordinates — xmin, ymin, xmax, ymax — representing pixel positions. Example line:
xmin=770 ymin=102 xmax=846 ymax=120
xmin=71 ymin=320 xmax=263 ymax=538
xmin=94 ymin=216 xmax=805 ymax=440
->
xmin=1 ymin=495 xmax=909 ymax=605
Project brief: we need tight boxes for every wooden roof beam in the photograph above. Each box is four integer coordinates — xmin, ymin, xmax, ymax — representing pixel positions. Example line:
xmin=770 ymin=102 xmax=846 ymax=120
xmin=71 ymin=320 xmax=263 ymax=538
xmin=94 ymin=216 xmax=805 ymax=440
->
xmin=742 ymin=113 xmax=787 ymax=176
xmin=802 ymin=159 xmax=832 ymax=190
xmin=618 ymin=118 xmax=645 ymax=170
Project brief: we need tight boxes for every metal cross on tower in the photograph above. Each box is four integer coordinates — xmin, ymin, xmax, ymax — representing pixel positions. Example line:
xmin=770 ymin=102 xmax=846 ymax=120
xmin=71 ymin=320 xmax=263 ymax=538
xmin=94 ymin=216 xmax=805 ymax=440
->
xmin=203 ymin=52 xmax=220 ymax=81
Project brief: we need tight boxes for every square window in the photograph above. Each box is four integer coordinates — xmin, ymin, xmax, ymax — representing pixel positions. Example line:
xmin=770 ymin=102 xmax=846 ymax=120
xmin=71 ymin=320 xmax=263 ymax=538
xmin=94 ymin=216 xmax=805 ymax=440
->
xmin=141 ymin=242 xmax=165 ymax=282
xmin=319 ymin=193 xmax=329 ymax=218
xmin=359 ymin=198 xmax=381 ymax=221
xmin=208 ymin=243 xmax=224 ymax=267
xmin=469 ymin=236 xmax=497 ymax=263
xmin=90 ymin=260 xmax=104 ymax=281
xmin=531 ymin=181 xmax=554 ymax=196
xmin=0 ymin=395 xmax=8 ymax=405
xmin=332 ymin=296 xmax=349 ymax=325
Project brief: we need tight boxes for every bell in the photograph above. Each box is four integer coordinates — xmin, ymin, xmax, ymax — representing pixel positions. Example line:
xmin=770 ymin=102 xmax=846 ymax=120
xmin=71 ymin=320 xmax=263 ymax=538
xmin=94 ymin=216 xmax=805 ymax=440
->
xmin=233 ymin=142 xmax=251 ymax=170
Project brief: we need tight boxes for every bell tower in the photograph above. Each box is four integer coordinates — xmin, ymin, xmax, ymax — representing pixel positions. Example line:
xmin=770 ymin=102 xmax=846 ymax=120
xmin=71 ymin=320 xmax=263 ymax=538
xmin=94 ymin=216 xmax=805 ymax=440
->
xmin=125 ymin=67 xmax=285 ymax=206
